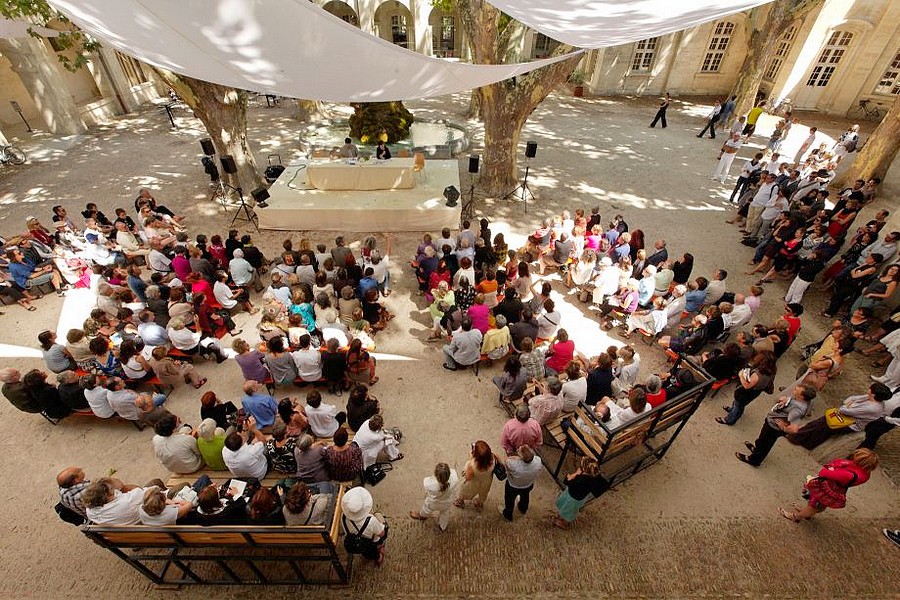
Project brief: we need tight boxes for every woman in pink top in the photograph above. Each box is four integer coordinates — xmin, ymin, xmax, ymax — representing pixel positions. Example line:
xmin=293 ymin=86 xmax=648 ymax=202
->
xmin=585 ymin=225 xmax=603 ymax=251
xmin=467 ymin=294 xmax=491 ymax=334
xmin=745 ymin=285 xmax=763 ymax=315
xmin=544 ymin=329 xmax=575 ymax=375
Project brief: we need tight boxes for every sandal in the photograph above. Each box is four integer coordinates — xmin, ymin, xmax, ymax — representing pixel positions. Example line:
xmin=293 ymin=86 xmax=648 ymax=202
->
xmin=409 ymin=511 xmax=427 ymax=521
xmin=26 ymin=306 xmax=36 ymax=311
xmin=744 ymin=441 xmax=755 ymax=452
xmin=715 ymin=417 xmax=731 ymax=425
xmin=193 ymin=378 xmax=208 ymax=389
xmin=735 ymin=452 xmax=755 ymax=465
xmin=453 ymin=499 xmax=465 ymax=509
xmin=369 ymin=377 xmax=379 ymax=385
xmin=779 ymin=507 xmax=801 ymax=523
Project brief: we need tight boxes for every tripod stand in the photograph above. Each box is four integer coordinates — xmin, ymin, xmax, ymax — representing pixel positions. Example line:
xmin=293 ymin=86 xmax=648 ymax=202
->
xmin=503 ymin=159 xmax=535 ymax=213
xmin=461 ymin=175 xmax=478 ymax=222
xmin=209 ymin=178 xmax=235 ymax=208
xmin=230 ymin=186 xmax=259 ymax=232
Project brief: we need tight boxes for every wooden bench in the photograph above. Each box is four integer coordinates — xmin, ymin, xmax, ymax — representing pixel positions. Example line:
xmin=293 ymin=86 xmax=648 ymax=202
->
xmin=41 ymin=409 xmax=146 ymax=431
xmin=81 ymin=484 xmax=351 ymax=586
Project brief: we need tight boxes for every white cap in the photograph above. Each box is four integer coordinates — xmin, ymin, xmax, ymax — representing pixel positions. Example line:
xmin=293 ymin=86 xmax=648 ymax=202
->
xmin=599 ymin=256 xmax=613 ymax=266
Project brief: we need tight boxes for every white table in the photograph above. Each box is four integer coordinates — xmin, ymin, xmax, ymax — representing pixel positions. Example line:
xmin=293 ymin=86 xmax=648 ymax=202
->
xmin=306 ymin=157 xmax=416 ymax=191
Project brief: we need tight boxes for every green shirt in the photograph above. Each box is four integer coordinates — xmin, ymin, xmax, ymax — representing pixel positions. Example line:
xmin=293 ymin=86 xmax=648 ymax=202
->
xmin=197 ymin=435 xmax=228 ymax=471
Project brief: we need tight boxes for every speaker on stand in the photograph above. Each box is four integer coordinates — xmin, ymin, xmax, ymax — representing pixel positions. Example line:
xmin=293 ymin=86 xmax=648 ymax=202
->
xmin=462 ymin=155 xmax=479 ymax=222
xmin=503 ymin=141 xmax=537 ymax=213
xmin=200 ymin=138 xmax=215 ymax=156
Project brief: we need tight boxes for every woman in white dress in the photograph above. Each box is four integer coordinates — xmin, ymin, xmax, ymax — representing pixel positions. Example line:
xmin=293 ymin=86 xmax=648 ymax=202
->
xmin=353 ymin=414 xmax=402 ymax=468
xmin=409 ymin=463 xmax=460 ymax=531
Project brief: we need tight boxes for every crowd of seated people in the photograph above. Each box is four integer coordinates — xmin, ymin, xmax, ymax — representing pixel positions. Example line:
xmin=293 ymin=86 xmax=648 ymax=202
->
xmin=29 ymin=175 xmax=900 ymax=549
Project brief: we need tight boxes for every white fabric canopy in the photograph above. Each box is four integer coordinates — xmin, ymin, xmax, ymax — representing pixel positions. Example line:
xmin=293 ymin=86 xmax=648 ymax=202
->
xmin=0 ymin=18 xmax=61 ymax=39
xmin=48 ymin=0 xmax=579 ymax=102
xmin=487 ymin=0 xmax=772 ymax=49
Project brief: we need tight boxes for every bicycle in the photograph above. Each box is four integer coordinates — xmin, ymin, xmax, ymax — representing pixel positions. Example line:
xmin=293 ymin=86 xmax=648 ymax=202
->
xmin=846 ymin=99 xmax=883 ymax=123
xmin=0 ymin=144 xmax=26 ymax=165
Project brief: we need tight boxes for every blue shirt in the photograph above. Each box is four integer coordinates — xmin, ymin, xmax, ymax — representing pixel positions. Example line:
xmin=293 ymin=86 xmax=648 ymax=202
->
xmin=637 ymin=277 xmax=654 ymax=306
xmin=684 ymin=289 xmax=707 ymax=313
xmin=8 ymin=259 xmax=35 ymax=288
xmin=241 ymin=392 xmax=278 ymax=428
xmin=128 ymin=274 xmax=148 ymax=303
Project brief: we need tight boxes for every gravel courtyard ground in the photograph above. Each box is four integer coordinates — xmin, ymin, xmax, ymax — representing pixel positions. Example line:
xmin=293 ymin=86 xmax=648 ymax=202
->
xmin=0 ymin=89 xmax=898 ymax=599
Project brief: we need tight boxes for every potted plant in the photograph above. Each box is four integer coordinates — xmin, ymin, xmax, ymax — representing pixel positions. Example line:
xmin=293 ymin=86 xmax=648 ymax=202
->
xmin=569 ymin=71 xmax=586 ymax=97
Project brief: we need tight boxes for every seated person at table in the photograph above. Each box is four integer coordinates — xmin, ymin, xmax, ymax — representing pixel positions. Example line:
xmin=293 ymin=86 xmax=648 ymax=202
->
xmin=375 ymin=141 xmax=391 ymax=160
xmin=337 ymin=138 xmax=359 ymax=159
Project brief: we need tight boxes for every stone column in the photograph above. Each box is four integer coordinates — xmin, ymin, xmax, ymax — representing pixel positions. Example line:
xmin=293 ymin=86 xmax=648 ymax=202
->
xmin=91 ymin=49 xmax=139 ymax=113
xmin=0 ymin=36 xmax=87 ymax=135
xmin=411 ymin=0 xmax=431 ymax=55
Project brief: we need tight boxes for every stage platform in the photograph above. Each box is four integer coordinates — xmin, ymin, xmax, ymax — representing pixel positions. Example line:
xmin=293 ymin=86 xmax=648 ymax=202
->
xmin=257 ymin=160 xmax=462 ymax=232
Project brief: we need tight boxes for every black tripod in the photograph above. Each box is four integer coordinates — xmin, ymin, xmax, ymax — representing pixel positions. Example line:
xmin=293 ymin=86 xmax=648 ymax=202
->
xmin=462 ymin=176 xmax=478 ymax=221
xmin=230 ymin=186 xmax=259 ymax=232
xmin=503 ymin=159 xmax=535 ymax=213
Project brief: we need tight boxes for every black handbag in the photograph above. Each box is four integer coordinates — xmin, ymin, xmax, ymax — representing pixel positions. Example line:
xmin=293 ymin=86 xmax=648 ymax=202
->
xmin=364 ymin=462 xmax=393 ymax=486
xmin=492 ymin=457 xmax=507 ymax=481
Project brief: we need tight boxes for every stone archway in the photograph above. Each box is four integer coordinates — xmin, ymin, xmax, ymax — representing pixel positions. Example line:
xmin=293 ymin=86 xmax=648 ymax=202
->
xmin=373 ymin=0 xmax=414 ymax=50
xmin=429 ymin=7 xmax=460 ymax=58
xmin=322 ymin=0 xmax=359 ymax=27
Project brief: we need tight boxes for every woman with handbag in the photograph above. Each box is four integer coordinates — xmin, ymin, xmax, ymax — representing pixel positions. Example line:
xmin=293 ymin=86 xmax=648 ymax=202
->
xmin=550 ymin=457 xmax=609 ymax=529
xmin=716 ymin=350 xmax=777 ymax=425
xmin=787 ymin=382 xmax=891 ymax=450
xmin=454 ymin=441 xmax=496 ymax=511
xmin=779 ymin=448 xmax=878 ymax=522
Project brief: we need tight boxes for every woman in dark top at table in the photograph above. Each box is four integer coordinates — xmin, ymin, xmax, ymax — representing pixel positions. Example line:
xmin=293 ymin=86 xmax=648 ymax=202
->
xmin=376 ymin=141 xmax=391 ymax=160
xmin=550 ymin=457 xmax=609 ymax=529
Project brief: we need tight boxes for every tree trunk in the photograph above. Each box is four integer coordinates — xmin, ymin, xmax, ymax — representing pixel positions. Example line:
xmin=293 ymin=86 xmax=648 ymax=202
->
xmin=835 ymin=95 xmax=900 ymax=187
xmin=456 ymin=0 xmax=580 ymax=196
xmin=153 ymin=69 xmax=265 ymax=197
xmin=294 ymin=99 xmax=329 ymax=122
xmin=731 ymin=0 xmax=823 ymax=119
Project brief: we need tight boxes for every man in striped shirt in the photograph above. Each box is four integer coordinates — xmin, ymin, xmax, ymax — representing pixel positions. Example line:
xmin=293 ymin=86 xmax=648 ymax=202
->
xmin=57 ymin=467 xmax=91 ymax=518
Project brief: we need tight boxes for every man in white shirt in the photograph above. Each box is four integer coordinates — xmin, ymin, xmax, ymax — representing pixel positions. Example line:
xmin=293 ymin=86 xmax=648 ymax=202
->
xmin=743 ymin=174 xmax=779 ymax=240
xmin=147 ymin=240 xmax=173 ymax=274
xmin=106 ymin=378 xmax=142 ymax=421
xmin=704 ymin=269 xmax=728 ymax=305
xmin=296 ymin=255 xmax=316 ymax=287
xmin=442 ymin=317 xmax=483 ymax=370
xmin=304 ymin=390 xmax=346 ymax=437
xmin=222 ymin=417 xmax=268 ymax=480
xmin=665 ymin=285 xmax=687 ymax=330
xmin=229 ymin=249 xmax=262 ymax=293
xmin=724 ymin=293 xmax=752 ymax=329
xmin=729 ymin=152 xmax=764 ymax=203
xmin=115 ymin=221 xmax=149 ymax=259
xmin=857 ymin=231 xmax=898 ymax=266
xmin=500 ymin=444 xmax=543 ymax=521
xmin=152 ymin=413 xmax=203 ymax=474
xmin=83 ymin=478 xmax=145 ymax=525
xmin=755 ymin=189 xmax=790 ymax=240
xmin=711 ymin=133 xmax=742 ymax=183
xmin=292 ymin=335 xmax=323 ymax=381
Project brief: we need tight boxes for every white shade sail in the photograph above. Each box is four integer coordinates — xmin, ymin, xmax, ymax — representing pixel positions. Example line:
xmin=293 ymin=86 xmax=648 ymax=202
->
xmin=48 ymin=0 xmax=580 ymax=102
xmin=0 ymin=18 xmax=61 ymax=39
xmin=485 ymin=0 xmax=772 ymax=49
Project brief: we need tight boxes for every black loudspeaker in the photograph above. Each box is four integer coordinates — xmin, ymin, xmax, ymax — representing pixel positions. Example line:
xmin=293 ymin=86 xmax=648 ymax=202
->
xmin=443 ymin=185 xmax=460 ymax=207
xmin=468 ymin=155 xmax=480 ymax=174
xmin=525 ymin=141 xmax=537 ymax=158
xmin=220 ymin=155 xmax=237 ymax=174
xmin=251 ymin=187 xmax=270 ymax=202
xmin=200 ymin=138 xmax=215 ymax=156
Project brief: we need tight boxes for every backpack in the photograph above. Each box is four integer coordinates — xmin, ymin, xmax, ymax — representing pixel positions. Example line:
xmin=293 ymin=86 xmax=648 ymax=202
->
xmin=342 ymin=515 xmax=380 ymax=558
xmin=54 ymin=502 xmax=85 ymax=526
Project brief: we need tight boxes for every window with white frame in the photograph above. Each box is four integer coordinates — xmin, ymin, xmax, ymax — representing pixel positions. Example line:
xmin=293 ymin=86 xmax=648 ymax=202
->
xmin=390 ymin=14 xmax=408 ymax=48
xmin=806 ymin=30 xmax=852 ymax=87
xmin=701 ymin=21 xmax=735 ymax=72
xmin=875 ymin=48 xmax=900 ymax=95
xmin=763 ymin=26 xmax=797 ymax=81
xmin=631 ymin=37 xmax=659 ymax=72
